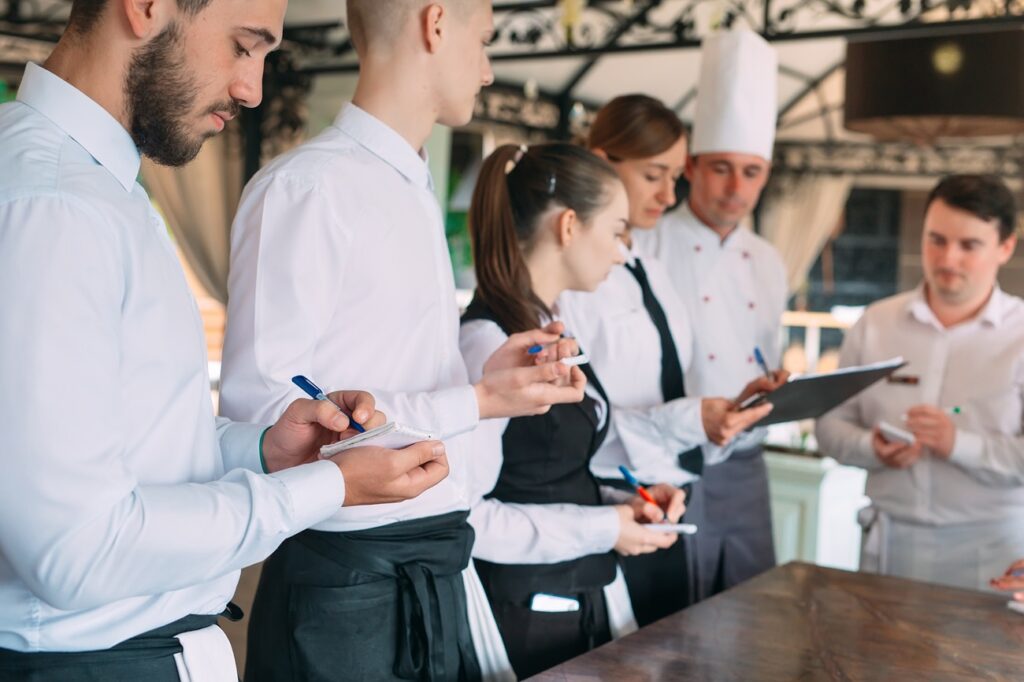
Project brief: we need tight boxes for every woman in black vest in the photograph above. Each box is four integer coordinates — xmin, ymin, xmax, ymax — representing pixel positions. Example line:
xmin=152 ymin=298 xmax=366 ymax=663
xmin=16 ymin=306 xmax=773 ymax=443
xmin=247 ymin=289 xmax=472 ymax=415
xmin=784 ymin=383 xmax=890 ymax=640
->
xmin=459 ymin=143 xmax=687 ymax=679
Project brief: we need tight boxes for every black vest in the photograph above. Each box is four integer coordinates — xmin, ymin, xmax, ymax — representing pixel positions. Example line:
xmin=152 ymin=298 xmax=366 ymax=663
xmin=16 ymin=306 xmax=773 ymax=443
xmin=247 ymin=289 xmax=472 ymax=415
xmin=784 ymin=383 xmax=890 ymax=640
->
xmin=462 ymin=298 xmax=618 ymax=600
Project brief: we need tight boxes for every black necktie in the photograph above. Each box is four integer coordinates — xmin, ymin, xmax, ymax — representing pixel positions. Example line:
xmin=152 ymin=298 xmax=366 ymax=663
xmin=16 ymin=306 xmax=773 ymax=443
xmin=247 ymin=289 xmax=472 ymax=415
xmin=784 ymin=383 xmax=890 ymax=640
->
xmin=625 ymin=259 xmax=704 ymax=475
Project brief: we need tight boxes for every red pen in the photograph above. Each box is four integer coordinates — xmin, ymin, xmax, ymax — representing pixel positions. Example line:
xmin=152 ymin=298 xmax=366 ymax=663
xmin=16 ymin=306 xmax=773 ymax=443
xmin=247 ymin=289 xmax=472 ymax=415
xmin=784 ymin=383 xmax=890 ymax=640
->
xmin=618 ymin=465 xmax=667 ymax=521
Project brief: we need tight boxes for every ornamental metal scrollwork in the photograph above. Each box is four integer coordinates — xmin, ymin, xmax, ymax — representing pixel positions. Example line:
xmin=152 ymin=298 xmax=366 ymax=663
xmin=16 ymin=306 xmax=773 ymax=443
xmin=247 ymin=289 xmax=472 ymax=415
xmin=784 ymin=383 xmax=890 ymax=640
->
xmin=773 ymin=141 xmax=1024 ymax=178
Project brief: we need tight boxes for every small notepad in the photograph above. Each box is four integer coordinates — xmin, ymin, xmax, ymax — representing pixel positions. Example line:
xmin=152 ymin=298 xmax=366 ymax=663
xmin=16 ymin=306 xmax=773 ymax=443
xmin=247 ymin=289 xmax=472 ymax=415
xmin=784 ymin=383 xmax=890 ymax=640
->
xmin=646 ymin=523 xmax=698 ymax=535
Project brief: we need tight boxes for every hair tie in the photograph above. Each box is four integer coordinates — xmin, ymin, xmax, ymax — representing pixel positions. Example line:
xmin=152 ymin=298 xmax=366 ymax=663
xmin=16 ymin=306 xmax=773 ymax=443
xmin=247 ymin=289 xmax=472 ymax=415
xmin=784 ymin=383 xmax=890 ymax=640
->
xmin=504 ymin=144 xmax=528 ymax=175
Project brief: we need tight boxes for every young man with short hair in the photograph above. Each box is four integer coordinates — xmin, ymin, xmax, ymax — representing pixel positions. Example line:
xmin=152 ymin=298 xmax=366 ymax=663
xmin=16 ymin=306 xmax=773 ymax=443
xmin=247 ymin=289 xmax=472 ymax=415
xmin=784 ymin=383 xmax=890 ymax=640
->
xmin=220 ymin=1 xmax=587 ymax=679
xmin=817 ymin=174 xmax=1024 ymax=590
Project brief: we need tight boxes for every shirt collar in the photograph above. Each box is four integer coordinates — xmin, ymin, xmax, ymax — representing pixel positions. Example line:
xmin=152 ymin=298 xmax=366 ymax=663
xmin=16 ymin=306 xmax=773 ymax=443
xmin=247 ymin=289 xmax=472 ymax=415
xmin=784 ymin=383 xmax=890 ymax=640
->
xmin=333 ymin=103 xmax=433 ymax=191
xmin=907 ymin=283 xmax=1006 ymax=329
xmin=16 ymin=62 xmax=141 ymax=193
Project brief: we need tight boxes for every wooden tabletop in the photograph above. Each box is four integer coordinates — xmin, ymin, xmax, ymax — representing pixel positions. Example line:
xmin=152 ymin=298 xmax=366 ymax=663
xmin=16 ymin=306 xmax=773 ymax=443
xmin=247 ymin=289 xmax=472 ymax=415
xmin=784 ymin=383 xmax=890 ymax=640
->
xmin=530 ymin=562 xmax=1024 ymax=681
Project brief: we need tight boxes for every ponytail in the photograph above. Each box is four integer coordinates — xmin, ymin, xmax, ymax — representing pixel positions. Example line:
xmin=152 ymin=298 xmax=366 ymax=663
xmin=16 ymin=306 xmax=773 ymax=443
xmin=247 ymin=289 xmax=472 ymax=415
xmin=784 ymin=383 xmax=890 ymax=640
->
xmin=468 ymin=144 xmax=550 ymax=334
xmin=469 ymin=143 xmax=621 ymax=334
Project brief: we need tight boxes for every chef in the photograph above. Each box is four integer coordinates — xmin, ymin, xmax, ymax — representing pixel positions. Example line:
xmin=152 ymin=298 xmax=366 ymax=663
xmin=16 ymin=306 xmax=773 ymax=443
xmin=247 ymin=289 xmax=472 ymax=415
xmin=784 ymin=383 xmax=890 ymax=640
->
xmin=634 ymin=29 xmax=788 ymax=598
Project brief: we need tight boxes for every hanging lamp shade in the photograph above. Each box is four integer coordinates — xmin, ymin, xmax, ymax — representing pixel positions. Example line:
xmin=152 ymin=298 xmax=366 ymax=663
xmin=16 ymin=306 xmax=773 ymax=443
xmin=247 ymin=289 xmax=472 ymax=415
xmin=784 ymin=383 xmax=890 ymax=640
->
xmin=844 ymin=27 xmax=1024 ymax=141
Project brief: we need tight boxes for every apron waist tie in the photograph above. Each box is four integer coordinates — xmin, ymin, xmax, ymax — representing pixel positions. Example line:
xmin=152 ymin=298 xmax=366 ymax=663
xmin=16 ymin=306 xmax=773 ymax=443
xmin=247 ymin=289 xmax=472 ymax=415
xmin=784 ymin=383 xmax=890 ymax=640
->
xmin=0 ymin=603 xmax=240 ymax=672
xmin=295 ymin=513 xmax=479 ymax=681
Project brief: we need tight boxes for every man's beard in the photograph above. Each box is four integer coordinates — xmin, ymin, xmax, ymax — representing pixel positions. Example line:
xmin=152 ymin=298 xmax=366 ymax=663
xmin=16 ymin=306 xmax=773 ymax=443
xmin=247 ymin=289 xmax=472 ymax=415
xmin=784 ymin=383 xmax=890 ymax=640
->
xmin=125 ymin=22 xmax=234 ymax=167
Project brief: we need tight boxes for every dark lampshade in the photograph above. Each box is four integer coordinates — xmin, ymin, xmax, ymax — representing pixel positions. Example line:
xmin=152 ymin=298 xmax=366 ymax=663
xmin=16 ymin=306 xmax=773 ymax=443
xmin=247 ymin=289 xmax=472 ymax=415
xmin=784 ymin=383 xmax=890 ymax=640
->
xmin=844 ymin=27 xmax=1024 ymax=141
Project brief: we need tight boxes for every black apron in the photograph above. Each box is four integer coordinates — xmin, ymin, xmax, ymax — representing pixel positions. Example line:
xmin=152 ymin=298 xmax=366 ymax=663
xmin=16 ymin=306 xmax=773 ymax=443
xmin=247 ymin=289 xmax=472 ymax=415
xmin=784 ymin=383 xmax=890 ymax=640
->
xmin=244 ymin=510 xmax=480 ymax=682
xmin=610 ymin=258 xmax=701 ymax=625
xmin=0 ymin=605 xmax=240 ymax=682
xmin=463 ymin=300 xmax=616 ymax=680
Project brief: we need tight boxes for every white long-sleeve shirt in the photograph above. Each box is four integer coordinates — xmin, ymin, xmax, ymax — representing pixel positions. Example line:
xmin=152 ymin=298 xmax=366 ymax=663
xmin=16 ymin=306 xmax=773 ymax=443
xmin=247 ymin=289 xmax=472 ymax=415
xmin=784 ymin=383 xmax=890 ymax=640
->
xmin=560 ymin=247 xmax=732 ymax=486
xmin=0 ymin=63 xmax=345 ymax=652
xmin=221 ymin=104 xmax=480 ymax=532
xmin=459 ymin=318 xmax=623 ymax=564
xmin=815 ymin=285 xmax=1024 ymax=525
xmin=633 ymin=203 xmax=788 ymax=455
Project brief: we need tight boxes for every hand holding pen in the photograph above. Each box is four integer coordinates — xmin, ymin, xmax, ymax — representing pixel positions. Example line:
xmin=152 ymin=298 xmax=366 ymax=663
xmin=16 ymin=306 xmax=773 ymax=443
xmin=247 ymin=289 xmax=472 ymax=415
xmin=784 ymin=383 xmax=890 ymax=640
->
xmin=990 ymin=558 xmax=1024 ymax=601
xmin=618 ymin=466 xmax=686 ymax=523
xmin=903 ymin=404 xmax=960 ymax=459
xmin=261 ymin=383 xmax=385 ymax=474
xmin=292 ymin=375 xmax=367 ymax=433
xmin=735 ymin=347 xmax=790 ymax=408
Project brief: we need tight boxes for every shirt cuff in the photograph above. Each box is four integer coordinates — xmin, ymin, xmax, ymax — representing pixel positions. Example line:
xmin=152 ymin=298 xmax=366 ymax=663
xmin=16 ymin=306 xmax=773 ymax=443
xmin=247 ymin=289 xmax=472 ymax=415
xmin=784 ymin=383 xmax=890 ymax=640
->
xmin=270 ymin=459 xmax=346 ymax=530
xmin=599 ymin=485 xmax=633 ymax=505
xmin=586 ymin=505 xmax=622 ymax=555
xmin=435 ymin=384 xmax=480 ymax=439
xmin=219 ymin=421 xmax=271 ymax=474
xmin=949 ymin=429 xmax=985 ymax=469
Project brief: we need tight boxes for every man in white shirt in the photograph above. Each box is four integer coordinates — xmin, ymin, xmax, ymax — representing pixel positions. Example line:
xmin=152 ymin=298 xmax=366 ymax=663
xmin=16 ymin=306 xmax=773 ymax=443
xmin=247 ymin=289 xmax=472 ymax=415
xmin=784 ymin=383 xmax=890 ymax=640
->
xmin=634 ymin=30 xmax=788 ymax=598
xmin=219 ymin=1 xmax=587 ymax=680
xmin=816 ymin=174 xmax=1024 ymax=591
xmin=0 ymin=1 xmax=450 ymax=679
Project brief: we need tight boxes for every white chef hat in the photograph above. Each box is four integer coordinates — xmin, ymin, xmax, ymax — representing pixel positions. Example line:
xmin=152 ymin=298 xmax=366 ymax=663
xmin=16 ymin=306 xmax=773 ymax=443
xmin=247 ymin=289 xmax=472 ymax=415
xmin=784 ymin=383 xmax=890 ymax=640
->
xmin=691 ymin=30 xmax=778 ymax=161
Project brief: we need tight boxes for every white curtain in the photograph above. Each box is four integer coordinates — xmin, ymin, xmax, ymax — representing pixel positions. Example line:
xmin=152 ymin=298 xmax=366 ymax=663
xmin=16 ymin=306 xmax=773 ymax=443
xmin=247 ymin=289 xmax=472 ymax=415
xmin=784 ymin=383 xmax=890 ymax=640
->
xmin=141 ymin=127 xmax=244 ymax=304
xmin=760 ymin=173 xmax=854 ymax=294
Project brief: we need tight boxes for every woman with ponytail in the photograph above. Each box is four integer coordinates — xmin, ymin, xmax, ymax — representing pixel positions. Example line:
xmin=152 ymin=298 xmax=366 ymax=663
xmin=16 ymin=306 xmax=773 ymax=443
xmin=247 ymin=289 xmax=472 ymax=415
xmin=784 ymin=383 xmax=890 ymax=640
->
xmin=557 ymin=94 xmax=784 ymax=626
xmin=459 ymin=143 xmax=687 ymax=679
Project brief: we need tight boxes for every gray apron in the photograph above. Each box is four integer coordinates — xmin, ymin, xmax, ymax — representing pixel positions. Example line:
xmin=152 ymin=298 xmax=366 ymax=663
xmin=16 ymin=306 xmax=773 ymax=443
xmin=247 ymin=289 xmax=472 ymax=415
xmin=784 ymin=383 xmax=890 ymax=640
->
xmin=689 ymin=445 xmax=776 ymax=599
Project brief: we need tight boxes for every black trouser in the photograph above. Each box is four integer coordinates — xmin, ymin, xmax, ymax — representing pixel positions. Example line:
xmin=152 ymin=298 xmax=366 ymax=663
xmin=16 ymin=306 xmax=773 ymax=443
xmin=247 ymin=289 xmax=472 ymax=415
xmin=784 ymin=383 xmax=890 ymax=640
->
xmin=485 ymin=584 xmax=610 ymax=680
xmin=690 ymin=446 xmax=776 ymax=599
xmin=0 ymin=610 xmax=235 ymax=682
xmin=245 ymin=511 xmax=480 ymax=682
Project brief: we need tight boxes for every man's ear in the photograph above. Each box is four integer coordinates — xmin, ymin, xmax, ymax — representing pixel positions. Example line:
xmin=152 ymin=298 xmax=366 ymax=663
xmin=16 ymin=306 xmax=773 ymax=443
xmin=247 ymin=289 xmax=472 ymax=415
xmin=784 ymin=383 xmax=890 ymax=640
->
xmin=998 ymin=232 xmax=1018 ymax=265
xmin=422 ymin=3 xmax=445 ymax=54
xmin=683 ymin=155 xmax=697 ymax=183
xmin=556 ymin=208 xmax=578 ymax=247
xmin=121 ymin=0 xmax=172 ymax=41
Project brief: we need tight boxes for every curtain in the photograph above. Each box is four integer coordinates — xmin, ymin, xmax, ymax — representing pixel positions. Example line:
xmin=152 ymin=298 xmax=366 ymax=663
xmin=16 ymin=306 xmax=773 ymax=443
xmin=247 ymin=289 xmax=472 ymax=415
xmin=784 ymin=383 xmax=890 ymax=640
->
xmin=141 ymin=126 xmax=244 ymax=304
xmin=760 ymin=173 xmax=854 ymax=294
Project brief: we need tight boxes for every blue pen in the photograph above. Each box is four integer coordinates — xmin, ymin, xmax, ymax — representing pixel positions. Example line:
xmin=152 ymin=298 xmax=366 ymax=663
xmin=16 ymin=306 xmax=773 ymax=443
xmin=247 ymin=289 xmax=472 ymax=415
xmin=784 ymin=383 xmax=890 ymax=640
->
xmin=291 ymin=375 xmax=365 ymax=433
xmin=618 ymin=465 xmax=667 ymax=521
xmin=753 ymin=346 xmax=773 ymax=379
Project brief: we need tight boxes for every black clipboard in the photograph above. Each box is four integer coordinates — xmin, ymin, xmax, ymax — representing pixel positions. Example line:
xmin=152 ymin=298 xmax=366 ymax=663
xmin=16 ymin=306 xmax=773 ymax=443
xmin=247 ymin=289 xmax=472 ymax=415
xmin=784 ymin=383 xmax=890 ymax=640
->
xmin=745 ymin=357 xmax=907 ymax=427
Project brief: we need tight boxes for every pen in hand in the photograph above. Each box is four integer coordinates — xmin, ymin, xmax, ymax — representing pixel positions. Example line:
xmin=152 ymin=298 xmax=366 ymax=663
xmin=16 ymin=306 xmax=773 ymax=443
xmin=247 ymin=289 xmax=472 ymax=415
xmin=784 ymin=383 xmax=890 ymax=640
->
xmin=753 ymin=346 xmax=773 ymax=380
xmin=291 ymin=375 xmax=366 ymax=433
xmin=618 ymin=465 xmax=668 ymax=521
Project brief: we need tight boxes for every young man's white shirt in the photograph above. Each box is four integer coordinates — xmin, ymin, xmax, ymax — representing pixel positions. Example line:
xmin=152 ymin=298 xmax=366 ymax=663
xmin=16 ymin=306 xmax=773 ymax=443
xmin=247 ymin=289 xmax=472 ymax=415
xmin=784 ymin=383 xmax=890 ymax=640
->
xmin=815 ymin=285 xmax=1024 ymax=584
xmin=0 ymin=62 xmax=344 ymax=655
xmin=221 ymin=103 xmax=480 ymax=531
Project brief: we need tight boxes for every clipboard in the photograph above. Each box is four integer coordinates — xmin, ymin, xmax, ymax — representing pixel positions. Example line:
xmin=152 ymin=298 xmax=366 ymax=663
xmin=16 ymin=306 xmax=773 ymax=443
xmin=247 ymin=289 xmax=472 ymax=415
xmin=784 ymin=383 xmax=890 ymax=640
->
xmin=744 ymin=357 xmax=907 ymax=427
